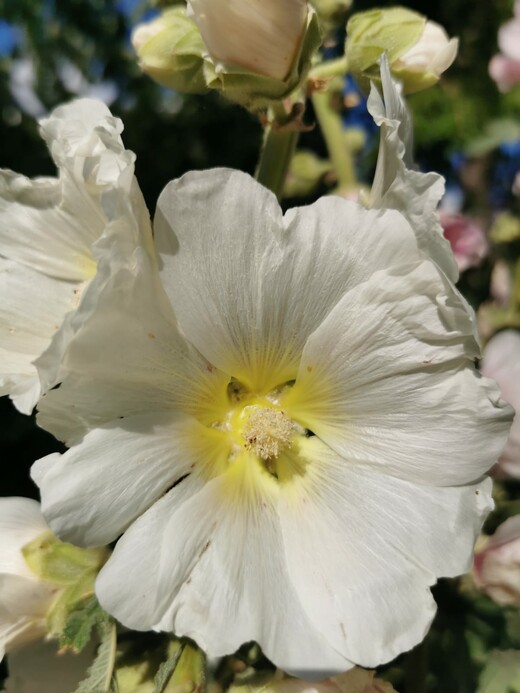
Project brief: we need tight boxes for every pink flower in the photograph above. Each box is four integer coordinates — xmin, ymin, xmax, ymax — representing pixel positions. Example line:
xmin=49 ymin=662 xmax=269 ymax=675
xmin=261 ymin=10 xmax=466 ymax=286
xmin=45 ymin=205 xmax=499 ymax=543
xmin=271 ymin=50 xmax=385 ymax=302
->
xmin=489 ymin=1 xmax=520 ymax=91
xmin=439 ymin=212 xmax=488 ymax=273
xmin=481 ymin=330 xmax=520 ymax=480
xmin=474 ymin=515 xmax=520 ymax=606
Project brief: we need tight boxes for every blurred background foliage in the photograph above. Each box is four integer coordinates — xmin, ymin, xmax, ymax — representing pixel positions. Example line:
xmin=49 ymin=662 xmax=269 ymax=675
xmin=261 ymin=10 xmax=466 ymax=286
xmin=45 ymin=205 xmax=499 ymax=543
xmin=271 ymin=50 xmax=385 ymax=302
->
xmin=0 ymin=1 xmax=520 ymax=691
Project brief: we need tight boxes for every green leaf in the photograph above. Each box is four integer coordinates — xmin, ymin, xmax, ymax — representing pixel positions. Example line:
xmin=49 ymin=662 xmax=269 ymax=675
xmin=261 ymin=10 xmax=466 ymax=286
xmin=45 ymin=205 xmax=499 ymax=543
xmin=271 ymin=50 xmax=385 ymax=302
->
xmin=153 ymin=642 xmax=185 ymax=693
xmin=478 ymin=650 xmax=520 ymax=693
xmin=72 ymin=620 xmax=118 ymax=693
xmin=59 ymin=595 xmax=110 ymax=653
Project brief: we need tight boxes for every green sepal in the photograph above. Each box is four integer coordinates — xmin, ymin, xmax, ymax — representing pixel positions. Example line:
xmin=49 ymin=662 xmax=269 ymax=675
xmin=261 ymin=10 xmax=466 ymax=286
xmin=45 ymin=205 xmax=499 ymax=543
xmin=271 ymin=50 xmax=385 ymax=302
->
xmin=135 ymin=8 xmax=208 ymax=93
xmin=22 ymin=530 xmax=108 ymax=587
xmin=346 ymin=7 xmax=425 ymax=92
xmin=203 ymin=9 xmax=322 ymax=110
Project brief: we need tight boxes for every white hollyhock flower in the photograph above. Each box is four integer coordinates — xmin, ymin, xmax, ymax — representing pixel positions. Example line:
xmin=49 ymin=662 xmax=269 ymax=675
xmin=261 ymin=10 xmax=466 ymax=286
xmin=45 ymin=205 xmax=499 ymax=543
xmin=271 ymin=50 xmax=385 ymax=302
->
xmin=0 ymin=98 xmax=150 ymax=413
xmin=0 ymin=497 xmax=58 ymax=659
xmin=32 ymin=70 xmax=511 ymax=676
xmin=187 ymin=0 xmax=309 ymax=81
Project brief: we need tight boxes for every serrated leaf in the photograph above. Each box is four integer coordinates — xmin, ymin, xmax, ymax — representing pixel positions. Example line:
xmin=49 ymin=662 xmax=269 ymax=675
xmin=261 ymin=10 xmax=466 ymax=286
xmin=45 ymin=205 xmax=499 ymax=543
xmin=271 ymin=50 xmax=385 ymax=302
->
xmin=46 ymin=571 xmax=99 ymax=639
xmin=59 ymin=595 xmax=110 ymax=653
xmin=73 ymin=621 xmax=118 ymax=693
xmin=478 ymin=650 xmax=520 ymax=693
xmin=154 ymin=643 xmax=185 ymax=693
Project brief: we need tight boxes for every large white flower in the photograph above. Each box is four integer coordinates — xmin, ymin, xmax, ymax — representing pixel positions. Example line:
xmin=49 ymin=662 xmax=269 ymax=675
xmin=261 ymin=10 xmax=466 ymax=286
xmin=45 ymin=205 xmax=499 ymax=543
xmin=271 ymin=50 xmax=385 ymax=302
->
xmin=0 ymin=497 xmax=58 ymax=659
xmin=0 ymin=98 xmax=150 ymax=413
xmin=32 ymin=78 xmax=511 ymax=676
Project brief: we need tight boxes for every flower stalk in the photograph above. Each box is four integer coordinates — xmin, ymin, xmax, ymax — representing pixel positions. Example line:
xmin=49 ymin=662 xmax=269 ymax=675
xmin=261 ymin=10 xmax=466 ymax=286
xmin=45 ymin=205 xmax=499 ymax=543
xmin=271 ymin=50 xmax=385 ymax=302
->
xmin=311 ymin=90 xmax=357 ymax=191
xmin=255 ymin=102 xmax=300 ymax=200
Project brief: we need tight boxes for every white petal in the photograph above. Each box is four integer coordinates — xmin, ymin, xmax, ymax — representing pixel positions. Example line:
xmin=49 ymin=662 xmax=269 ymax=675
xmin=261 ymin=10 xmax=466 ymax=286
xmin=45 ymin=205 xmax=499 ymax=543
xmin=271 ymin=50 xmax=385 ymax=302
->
xmin=367 ymin=56 xmax=458 ymax=283
xmin=188 ymin=0 xmax=308 ymax=80
xmin=0 ymin=574 xmax=55 ymax=657
xmin=277 ymin=437 xmax=492 ymax=667
xmin=96 ymin=460 xmax=352 ymax=678
xmin=286 ymin=263 xmax=511 ymax=485
xmin=36 ymin=239 xmax=228 ymax=444
xmin=0 ymin=498 xmax=48 ymax=577
xmin=155 ymin=168 xmax=425 ymax=392
xmin=0 ymin=258 xmax=82 ymax=413
xmin=0 ymin=172 xmax=96 ymax=281
xmin=32 ymin=412 xmax=221 ymax=547
xmin=0 ymin=98 xmax=137 ymax=282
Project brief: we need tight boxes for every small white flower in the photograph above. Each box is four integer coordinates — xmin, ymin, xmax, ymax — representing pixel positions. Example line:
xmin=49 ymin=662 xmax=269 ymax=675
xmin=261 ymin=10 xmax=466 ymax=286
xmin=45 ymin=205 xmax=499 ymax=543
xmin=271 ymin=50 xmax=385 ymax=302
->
xmin=0 ymin=498 xmax=57 ymax=659
xmin=0 ymin=98 xmax=150 ymax=413
xmin=32 ymin=70 xmax=511 ymax=677
xmin=187 ymin=0 xmax=309 ymax=81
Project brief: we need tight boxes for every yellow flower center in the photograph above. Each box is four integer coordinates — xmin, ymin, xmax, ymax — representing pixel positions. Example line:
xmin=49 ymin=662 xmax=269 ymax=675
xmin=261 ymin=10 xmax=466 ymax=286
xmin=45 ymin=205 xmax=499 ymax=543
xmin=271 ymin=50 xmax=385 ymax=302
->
xmin=241 ymin=405 xmax=298 ymax=460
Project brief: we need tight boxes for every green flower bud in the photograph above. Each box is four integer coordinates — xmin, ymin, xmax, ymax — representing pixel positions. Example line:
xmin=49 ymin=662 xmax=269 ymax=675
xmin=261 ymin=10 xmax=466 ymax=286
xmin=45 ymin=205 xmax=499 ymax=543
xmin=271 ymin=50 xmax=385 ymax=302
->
xmin=132 ymin=8 xmax=208 ymax=93
xmin=346 ymin=8 xmax=458 ymax=94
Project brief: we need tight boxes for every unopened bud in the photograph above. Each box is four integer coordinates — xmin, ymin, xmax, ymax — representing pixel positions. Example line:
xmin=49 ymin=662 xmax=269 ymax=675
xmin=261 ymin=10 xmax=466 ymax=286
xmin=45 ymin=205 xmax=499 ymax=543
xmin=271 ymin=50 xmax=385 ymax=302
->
xmin=188 ymin=0 xmax=309 ymax=81
xmin=188 ymin=0 xmax=322 ymax=109
xmin=132 ymin=8 xmax=208 ymax=93
xmin=346 ymin=8 xmax=458 ymax=94
xmin=474 ymin=515 xmax=520 ymax=606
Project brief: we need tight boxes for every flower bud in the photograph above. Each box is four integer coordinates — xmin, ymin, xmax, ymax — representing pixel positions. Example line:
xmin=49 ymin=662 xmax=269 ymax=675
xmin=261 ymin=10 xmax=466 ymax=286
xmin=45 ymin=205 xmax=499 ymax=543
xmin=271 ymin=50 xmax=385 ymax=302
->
xmin=0 ymin=498 xmax=60 ymax=657
xmin=188 ymin=0 xmax=308 ymax=81
xmin=481 ymin=330 xmax=520 ymax=480
xmin=132 ymin=8 xmax=208 ymax=93
xmin=0 ymin=497 xmax=108 ymax=659
xmin=439 ymin=212 xmax=488 ymax=273
xmin=489 ymin=1 xmax=520 ymax=92
xmin=346 ymin=8 xmax=458 ymax=93
xmin=474 ymin=515 xmax=520 ymax=606
xmin=187 ymin=0 xmax=322 ymax=109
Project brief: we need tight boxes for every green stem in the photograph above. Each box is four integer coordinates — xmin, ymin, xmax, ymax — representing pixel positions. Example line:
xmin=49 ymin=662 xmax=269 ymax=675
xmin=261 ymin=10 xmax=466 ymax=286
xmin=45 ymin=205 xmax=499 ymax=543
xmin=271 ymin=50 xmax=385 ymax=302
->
xmin=255 ymin=102 xmax=299 ymax=200
xmin=311 ymin=90 xmax=357 ymax=191
xmin=512 ymin=256 xmax=520 ymax=315
xmin=308 ymin=56 xmax=349 ymax=81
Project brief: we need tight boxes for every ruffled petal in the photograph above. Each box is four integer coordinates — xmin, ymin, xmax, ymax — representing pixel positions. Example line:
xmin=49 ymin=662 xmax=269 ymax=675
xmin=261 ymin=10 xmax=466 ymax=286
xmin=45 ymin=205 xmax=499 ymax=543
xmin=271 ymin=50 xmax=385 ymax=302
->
xmin=367 ymin=56 xmax=458 ymax=283
xmin=36 ymin=233 xmax=229 ymax=445
xmin=32 ymin=412 xmax=229 ymax=547
xmin=283 ymin=262 xmax=511 ymax=485
xmin=277 ymin=437 xmax=492 ymax=667
xmin=155 ymin=168 xmax=425 ymax=392
xmin=96 ymin=458 xmax=352 ymax=678
xmin=0 ymin=498 xmax=48 ymax=577
xmin=0 ymin=258 xmax=83 ymax=413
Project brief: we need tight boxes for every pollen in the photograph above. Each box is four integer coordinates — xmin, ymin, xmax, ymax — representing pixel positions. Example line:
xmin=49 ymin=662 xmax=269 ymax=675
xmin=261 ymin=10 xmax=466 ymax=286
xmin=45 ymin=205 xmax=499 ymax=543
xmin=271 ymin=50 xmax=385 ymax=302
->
xmin=241 ymin=406 xmax=297 ymax=460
